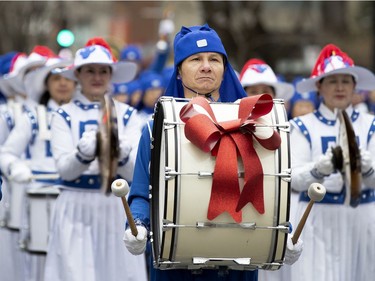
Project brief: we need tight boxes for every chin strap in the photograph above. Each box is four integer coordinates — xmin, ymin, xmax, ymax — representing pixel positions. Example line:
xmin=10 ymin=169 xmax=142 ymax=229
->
xmin=181 ymin=81 xmax=217 ymax=101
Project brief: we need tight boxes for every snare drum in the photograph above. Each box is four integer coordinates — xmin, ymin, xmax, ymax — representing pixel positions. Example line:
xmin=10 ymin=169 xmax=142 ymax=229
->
xmin=25 ymin=186 xmax=60 ymax=253
xmin=6 ymin=181 xmax=26 ymax=230
xmin=150 ymin=97 xmax=291 ymax=271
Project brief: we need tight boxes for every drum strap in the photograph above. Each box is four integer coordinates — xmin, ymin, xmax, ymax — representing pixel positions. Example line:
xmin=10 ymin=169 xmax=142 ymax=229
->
xmin=181 ymin=81 xmax=217 ymax=101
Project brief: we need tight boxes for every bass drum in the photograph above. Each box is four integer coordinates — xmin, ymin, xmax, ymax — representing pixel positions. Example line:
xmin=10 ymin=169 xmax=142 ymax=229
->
xmin=150 ymin=97 xmax=291 ymax=271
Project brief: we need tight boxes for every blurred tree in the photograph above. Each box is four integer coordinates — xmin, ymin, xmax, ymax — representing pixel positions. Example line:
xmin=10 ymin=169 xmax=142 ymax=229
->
xmin=200 ymin=1 xmax=373 ymax=76
xmin=0 ymin=1 xmax=64 ymax=53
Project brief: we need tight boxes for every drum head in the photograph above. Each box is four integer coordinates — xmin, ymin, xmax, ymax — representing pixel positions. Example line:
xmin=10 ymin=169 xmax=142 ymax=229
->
xmin=97 ymin=95 xmax=119 ymax=194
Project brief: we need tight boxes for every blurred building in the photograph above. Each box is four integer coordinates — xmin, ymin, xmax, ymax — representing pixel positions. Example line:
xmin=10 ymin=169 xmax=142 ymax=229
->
xmin=0 ymin=1 xmax=373 ymax=79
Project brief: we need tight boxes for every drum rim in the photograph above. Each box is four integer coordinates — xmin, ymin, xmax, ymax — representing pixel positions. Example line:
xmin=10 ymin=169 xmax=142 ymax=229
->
xmin=150 ymin=100 xmax=165 ymax=265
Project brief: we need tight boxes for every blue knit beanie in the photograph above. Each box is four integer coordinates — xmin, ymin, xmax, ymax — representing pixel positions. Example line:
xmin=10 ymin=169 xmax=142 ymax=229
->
xmin=173 ymin=24 xmax=227 ymax=66
xmin=164 ymin=24 xmax=246 ymax=102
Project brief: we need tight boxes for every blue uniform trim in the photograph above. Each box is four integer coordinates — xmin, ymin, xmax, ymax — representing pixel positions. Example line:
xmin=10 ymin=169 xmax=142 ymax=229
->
xmin=314 ymin=109 xmax=359 ymax=126
xmin=74 ymin=100 xmax=100 ymax=111
xmin=1 ymin=110 xmax=14 ymax=131
xmin=32 ymin=170 xmax=62 ymax=185
xmin=367 ymin=117 xmax=375 ymax=144
xmin=118 ymin=156 xmax=129 ymax=167
xmin=56 ymin=108 xmax=71 ymax=128
xmin=299 ymin=188 xmax=375 ymax=204
xmin=363 ymin=167 xmax=374 ymax=178
xmin=24 ymin=107 xmax=38 ymax=145
xmin=123 ymin=107 xmax=135 ymax=126
xmin=61 ymin=175 xmax=101 ymax=190
xmin=75 ymin=152 xmax=95 ymax=164
xmin=351 ymin=110 xmax=360 ymax=122
xmin=292 ymin=117 xmax=312 ymax=147
xmin=314 ymin=110 xmax=336 ymax=126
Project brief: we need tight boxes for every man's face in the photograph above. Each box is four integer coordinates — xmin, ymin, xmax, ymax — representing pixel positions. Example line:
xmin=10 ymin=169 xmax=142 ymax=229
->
xmin=179 ymin=52 xmax=224 ymax=99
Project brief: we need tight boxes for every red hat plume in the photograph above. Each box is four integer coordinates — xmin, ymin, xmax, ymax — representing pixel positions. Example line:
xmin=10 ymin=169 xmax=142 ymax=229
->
xmin=30 ymin=45 xmax=57 ymax=58
xmin=239 ymin=58 xmax=267 ymax=80
xmin=84 ymin=37 xmax=117 ymax=62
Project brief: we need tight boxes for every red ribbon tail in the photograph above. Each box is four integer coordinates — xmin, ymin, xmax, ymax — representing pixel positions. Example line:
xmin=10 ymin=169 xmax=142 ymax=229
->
xmin=208 ymin=136 xmax=242 ymax=223
xmin=234 ymin=135 xmax=265 ymax=214
xmin=236 ymin=173 xmax=265 ymax=214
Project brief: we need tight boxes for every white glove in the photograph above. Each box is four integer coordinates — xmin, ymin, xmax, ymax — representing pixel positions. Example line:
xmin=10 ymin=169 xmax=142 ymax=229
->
xmin=158 ymin=18 xmax=175 ymax=37
xmin=123 ymin=225 xmax=148 ymax=255
xmin=8 ymin=161 xmax=33 ymax=183
xmin=312 ymin=148 xmax=334 ymax=178
xmin=119 ymin=135 xmax=132 ymax=162
xmin=77 ymin=130 xmax=97 ymax=161
xmin=360 ymin=149 xmax=373 ymax=176
xmin=284 ymin=235 xmax=303 ymax=265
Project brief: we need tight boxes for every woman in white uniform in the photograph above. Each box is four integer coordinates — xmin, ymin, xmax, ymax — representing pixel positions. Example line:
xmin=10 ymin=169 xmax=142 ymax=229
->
xmin=0 ymin=47 xmax=58 ymax=281
xmin=290 ymin=44 xmax=375 ymax=281
xmin=44 ymin=37 xmax=148 ymax=281
xmin=0 ymin=55 xmax=75 ymax=281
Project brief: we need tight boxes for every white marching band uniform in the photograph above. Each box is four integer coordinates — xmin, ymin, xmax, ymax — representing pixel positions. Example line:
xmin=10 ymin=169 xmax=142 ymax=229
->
xmin=290 ymin=103 xmax=375 ymax=281
xmin=0 ymin=99 xmax=61 ymax=281
xmin=0 ymin=100 xmax=26 ymax=281
xmin=44 ymin=90 xmax=147 ymax=281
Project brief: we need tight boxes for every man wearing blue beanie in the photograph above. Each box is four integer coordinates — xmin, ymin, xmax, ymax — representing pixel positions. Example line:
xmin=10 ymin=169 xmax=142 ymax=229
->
xmin=124 ymin=24 xmax=302 ymax=281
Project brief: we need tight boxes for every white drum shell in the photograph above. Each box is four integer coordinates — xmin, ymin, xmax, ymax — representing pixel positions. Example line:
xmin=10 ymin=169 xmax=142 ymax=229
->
xmin=150 ymin=97 xmax=291 ymax=270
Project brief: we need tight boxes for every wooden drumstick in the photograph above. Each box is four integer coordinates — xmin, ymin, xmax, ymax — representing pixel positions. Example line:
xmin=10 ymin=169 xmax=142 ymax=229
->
xmin=111 ymin=179 xmax=138 ymax=237
xmin=292 ymin=183 xmax=326 ymax=245
xmin=31 ymin=174 xmax=60 ymax=180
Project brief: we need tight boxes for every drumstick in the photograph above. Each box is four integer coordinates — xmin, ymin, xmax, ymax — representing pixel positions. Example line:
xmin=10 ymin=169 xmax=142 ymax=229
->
xmin=291 ymin=183 xmax=326 ymax=245
xmin=111 ymin=179 xmax=138 ymax=237
xmin=9 ymin=173 xmax=60 ymax=182
xmin=31 ymin=174 xmax=60 ymax=180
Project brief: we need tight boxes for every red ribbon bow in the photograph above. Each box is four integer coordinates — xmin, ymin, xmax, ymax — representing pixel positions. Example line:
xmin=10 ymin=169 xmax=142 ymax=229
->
xmin=179 ymin=95 xmax=281 ymax=223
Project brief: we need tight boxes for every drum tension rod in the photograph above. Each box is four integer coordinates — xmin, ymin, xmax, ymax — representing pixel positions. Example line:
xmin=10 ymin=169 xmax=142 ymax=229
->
xmin=165 ymin=167 xmax=291 ymax=181
xmin=164 ymin=121 xmax=290 ymax=130
xmin=162 ymin=220 xmax=290 ymax=233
